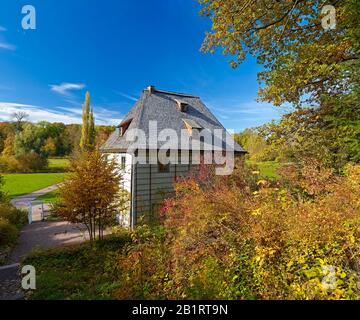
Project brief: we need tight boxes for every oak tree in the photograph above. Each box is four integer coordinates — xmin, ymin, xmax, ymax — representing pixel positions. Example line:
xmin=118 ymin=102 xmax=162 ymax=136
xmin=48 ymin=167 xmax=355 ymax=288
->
xmin=200 ymin=0 xmax=360 ymax=166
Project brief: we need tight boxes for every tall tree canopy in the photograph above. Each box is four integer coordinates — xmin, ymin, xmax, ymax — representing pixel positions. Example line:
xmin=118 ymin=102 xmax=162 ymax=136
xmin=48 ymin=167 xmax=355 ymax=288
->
xmin=80 ymin=91 xmax=96 ymax=152
xmin=80 ymin=91 xmax=90 ymax=151
xmin=200 ymin=0 xmax=359 ymax=106
xmin=88 ymin=108 xmax=96 ymax=149
xmin=200 ymin=0 xmax=360 ymax=166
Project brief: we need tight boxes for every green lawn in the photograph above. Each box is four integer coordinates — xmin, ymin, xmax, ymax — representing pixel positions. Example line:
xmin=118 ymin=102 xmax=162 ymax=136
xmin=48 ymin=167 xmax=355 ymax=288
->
xmin=23 ymin=234 xmax=130 ymax=300
xmin=3 ymin=173 xmax=67 ymax=198
xmin=48 ymin=158 xmax=70 ymax=172
xmin=247 ymin=161 xmax=280 ymax=179
xmin=35 ymin=190 xmax=60 ymax=203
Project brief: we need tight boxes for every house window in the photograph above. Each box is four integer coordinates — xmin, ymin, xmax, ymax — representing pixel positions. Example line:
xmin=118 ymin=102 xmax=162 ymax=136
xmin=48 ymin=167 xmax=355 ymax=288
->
xmin=158 ymin=162 xmax=170 ymax=173
xmin=121 ymin=156 xmax=126 ymax=170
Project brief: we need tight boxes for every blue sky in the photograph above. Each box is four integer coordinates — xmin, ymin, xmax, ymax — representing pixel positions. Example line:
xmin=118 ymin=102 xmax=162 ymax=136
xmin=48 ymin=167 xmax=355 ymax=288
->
xmin=0 ymin=0 xmax=285 ymax=131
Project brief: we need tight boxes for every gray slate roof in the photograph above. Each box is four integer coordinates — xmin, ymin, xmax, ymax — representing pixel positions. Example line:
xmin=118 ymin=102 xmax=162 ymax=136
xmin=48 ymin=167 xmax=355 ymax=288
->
xmin=101 ymin=87 xmax=245 ymax=153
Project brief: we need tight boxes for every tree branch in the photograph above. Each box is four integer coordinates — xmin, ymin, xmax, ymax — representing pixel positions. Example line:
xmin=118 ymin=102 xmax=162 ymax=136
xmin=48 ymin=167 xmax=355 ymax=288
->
xmin=246 ymin=0 xmax=305 ymax=33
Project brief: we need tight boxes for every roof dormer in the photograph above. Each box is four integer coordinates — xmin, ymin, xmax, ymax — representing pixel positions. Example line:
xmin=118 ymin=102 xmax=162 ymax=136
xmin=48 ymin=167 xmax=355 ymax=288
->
xmin=119 ymin=118 xmax=133 ymax=136
xmin=182 ymin=118 xmax=202 ymax=136
xmin=175 ymin=99 xmax=188 ymax=112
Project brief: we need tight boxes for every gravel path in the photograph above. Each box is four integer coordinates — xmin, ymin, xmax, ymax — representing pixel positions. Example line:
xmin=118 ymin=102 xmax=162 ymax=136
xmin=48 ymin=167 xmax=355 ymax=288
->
xmin=9 ymin=183 xmax=88 ymax=262
xmin=1 ymin=185 xmax=88 ymax=300
xmin=8 ymin=221 xmax=88 ymax=263
xmin=10 ymin=184 xmax=60 ymax=209
xmin=0 ymin=264 xmax=23 ymax=300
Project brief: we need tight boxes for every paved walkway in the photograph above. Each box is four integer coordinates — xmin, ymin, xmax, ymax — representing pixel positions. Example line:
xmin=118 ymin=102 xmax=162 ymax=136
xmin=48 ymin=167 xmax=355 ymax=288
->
xmin=10 ymin=184 xmax=60 ymax=209
xmin=1 ymin=185 xmax=88 ymax=300
xmin=8 ymin=221 xmax=88 ymax=263
xmin=0 ymin=264 xmax=22 ymax=300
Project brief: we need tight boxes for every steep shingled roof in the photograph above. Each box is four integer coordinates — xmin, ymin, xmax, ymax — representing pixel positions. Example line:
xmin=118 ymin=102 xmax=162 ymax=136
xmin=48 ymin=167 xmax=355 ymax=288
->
xmin=100 ymin=87 xmax=245 ymax=153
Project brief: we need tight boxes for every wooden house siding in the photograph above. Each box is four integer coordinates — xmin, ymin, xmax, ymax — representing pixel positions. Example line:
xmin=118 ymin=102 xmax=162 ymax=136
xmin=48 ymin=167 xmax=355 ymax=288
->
xmin=133 ymin=159 xmax=199 ymax=224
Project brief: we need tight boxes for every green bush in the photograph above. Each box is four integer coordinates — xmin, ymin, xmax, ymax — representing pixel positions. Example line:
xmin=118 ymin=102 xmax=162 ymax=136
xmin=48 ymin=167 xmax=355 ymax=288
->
xmin=0 ymin=217 xmax=18 ymax=247
xmin=0 ymin=155 xmax=21 ymax=173
xmin=0 ymin=203 xmax=27 ymax=228
xmin=0 ymin=153 xmax=49 ymax=173
xmin=0 ymin=175 xmax=6 ymax=202
xmin=17 ymin=152 xmax=48 ymax=172
xmin=0 ymin=202 xmax=27 ymax=249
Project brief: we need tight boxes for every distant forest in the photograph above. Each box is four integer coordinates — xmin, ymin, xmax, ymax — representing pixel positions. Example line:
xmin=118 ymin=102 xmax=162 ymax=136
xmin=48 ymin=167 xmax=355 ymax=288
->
xmin=0 ymin=117 xmax=115 ymax=172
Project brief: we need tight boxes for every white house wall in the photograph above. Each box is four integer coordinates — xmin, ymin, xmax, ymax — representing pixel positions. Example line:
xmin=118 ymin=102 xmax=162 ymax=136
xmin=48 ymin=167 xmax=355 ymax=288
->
xmin=107 ymin=153 xmax=133 ymax=227
xmin=107 ymin=153 xmax=132 ymax=192
xmin=107 ymin=151 xmax=201 ymax=225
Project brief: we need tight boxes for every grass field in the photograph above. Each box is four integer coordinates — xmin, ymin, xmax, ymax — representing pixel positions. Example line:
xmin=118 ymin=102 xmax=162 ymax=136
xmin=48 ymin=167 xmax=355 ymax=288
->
xmin=35 ymin=190 xmax=60 ymax=203
xmin=247 ymin=161 xmax=280 ymax=179
xmin=23 ymin=234 xmax=130 ymax=300
xmin=48 ymin=158 xmax=70 ymax=172
xmin=3 ymin=173 xmax=67 ymax=198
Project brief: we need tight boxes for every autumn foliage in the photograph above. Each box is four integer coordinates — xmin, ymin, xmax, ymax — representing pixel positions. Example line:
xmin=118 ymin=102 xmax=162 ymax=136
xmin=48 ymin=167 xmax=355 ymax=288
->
xmin=114 ymin=161 xmax=360 ymax=299
xmin=58 ymin=151 xmax=127 ymax=240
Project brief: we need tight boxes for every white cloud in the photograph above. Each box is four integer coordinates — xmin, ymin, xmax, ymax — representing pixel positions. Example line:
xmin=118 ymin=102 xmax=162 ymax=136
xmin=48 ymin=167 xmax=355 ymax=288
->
xmin=0 ymin=42 xmax=16 ymax=50
xmin=0 ymin=102 xmax=121 ymax=125
xmin=0 ymin=102 xmax=81 ymax=124
xmin=202 ymin=99 xmax=288 ymax=132
xmin=114 ymin=91 xmax=138 ymax=102
xmin=50 ymin=82 xmax=86 ymax=95
xmin=57 ymin=106 xmax=84 ymax=116
xmin=0 ymin=26 xmax=16 ymax=50
xmin=93 ymin=107 xmax=123 ymax=125
xmin=58 ymin=106 xmax=123 ymax=125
